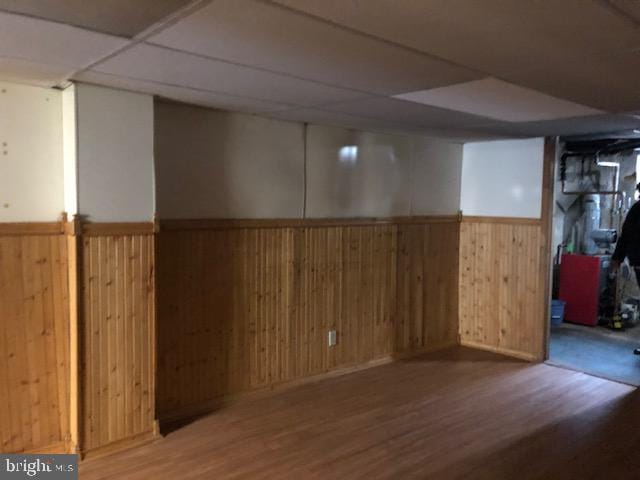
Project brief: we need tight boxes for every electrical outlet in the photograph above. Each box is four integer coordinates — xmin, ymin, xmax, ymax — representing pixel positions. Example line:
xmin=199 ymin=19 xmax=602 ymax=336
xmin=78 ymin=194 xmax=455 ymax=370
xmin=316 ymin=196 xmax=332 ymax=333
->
xmin=328 ymin=330 xmax=337 ymax=347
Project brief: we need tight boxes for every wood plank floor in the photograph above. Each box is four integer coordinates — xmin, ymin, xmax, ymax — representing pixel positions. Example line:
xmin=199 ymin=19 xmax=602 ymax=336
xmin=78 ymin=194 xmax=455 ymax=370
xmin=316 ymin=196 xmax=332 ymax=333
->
xmin=80 ymin=347 xmax=640 ymax=479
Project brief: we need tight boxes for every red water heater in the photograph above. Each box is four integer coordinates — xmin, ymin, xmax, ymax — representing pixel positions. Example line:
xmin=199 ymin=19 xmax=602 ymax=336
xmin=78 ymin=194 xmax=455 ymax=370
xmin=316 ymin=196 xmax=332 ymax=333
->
xmin=559 ymin=254 xmax=609 ymax=326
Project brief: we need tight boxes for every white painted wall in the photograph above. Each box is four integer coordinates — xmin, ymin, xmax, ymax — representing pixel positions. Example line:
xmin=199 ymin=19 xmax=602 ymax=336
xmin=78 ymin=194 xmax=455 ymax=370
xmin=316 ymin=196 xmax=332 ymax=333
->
xmin=155 ymin=101 xmax=305 ymax=218
xmin=410 ymin=137 xmax=462 ymax=215
xmin=0 ymin=80 xmax=64 ymax=221
xmin=461 ymin=138 xmax=544 ymax=218
xmin=75 ymin=83 xmax=154 ymax=222
xmin=306 ymin=126 xmax=463 ymax=217
xmin=305 ymin=125 xmax=412 ymax=217
xmin=155 ymin=103 xmax=463 ymax=219
xmin=62 ymin=84 xmax=77 ymax=217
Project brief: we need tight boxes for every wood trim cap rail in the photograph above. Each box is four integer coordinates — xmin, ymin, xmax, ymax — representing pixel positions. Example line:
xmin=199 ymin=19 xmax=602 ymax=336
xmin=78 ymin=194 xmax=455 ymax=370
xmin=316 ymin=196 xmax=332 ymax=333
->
xmin=0 ymin=216 xmax=540 ymax=236
xmin=159 ymin=216 xmax=460 ymax=230
xmin=461 ymin=216 xmax=542 ymax=226
xmin=0 ymin=222 xmax=64 ymax=236
xmin=79 ymin=222 xmax=155 ymax=236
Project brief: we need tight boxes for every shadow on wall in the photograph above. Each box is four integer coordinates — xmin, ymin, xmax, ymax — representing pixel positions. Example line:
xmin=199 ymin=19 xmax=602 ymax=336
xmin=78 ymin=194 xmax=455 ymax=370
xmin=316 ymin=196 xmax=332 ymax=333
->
xmin=154 ymin=101 xmax=234 ymax=218
xmin=154 ymin=101 xmax=305 ymax=219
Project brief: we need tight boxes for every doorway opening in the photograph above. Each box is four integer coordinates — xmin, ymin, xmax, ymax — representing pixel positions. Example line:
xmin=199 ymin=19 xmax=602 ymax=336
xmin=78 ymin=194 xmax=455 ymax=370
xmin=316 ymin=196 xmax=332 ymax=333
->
xmin=547 ymin=133 xmax=640 ymax=385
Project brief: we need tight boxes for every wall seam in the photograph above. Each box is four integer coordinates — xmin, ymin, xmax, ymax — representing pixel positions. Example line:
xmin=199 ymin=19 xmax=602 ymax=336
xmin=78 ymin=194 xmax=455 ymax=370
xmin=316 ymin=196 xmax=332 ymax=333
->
xmin=74 ymin=84 xmax=80 ymax=217
xmin=302 ymin=122 xmax=308 ymax=219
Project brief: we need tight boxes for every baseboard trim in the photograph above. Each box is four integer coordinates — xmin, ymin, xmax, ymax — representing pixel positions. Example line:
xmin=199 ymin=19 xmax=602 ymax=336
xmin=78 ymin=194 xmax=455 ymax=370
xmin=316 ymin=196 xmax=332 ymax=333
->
xmin=460 ymin=340 xmax=538 ymax=361
xmin=160 ymin=341 xmax=458 ymax=428
xmin=80 ymin=426 xmax=159 ymax=461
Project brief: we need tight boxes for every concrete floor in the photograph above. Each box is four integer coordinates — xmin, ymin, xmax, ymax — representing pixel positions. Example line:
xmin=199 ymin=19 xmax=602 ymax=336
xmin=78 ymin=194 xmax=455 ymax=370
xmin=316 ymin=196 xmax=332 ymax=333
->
xmin=549 ymin=322 xmax=640 ymax=386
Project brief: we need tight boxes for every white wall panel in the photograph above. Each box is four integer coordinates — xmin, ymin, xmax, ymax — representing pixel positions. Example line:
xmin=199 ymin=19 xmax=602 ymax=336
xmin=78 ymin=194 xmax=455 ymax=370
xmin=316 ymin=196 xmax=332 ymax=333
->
xmin=76 ymin=83 xmax=154 ymax=222
xmin=0 ymin=81 xmax=63 ymax=221
xmin=154 ymin=105 xmax=464 ymax=219
xmin=305 ymin=125 xmax=412 ymax=218
xmin=410 ymin=138 xmax=462 ymax=215
xmin=62 ymin=84 xmax=77 ymax=216
xmin=461 ymin=138 xmax=544 ymax=218
xmin=155 ymin=101 xmax=304 ymax=219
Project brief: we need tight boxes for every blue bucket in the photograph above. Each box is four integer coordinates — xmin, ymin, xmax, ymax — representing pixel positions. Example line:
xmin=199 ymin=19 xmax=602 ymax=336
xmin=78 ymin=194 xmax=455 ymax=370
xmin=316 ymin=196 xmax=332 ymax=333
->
xmin=551 ymin=300 xmax=566 ymax=326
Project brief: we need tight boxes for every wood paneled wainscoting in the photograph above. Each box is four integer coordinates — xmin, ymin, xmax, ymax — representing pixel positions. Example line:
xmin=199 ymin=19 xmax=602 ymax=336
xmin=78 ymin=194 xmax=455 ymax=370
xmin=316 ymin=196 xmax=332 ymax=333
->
xmin=69 ymin=221 xmax=158 ymax=459
xmin=0 ymin=222 xmax=71 ymax=454
xmin=1 ymin=213 xmax=552 ymax=455
xmin=156 ymin=217 xmax=460 ymax=424
xmin=458 ymin=217 xmax=547 ymax=361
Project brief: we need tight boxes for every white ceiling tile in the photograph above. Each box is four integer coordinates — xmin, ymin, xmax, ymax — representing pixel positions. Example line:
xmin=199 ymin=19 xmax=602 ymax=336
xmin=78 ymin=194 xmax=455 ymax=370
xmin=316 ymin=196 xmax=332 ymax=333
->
xmin=482 ymin=114 xmax=640 ymax=137
xmin=322 ymin=96 xmax=495 ymax=130
xmin=504 ymin=50 xmax=640 ymax=112
xmin=0 ymin=11 xmax=127 ymax=76
xmin=395 ymin=78 xmax=602 ymax=122
xmin=75 ymin=70 xmax=291 ymax=113
xmin=148 ymin=0 xmax=480 ymax=95
xmin=274 ymin=0 xmax=640 ymax=76
xmin=0 ymin=0 xmax=193 ymax=38
xmin=274 ymin=0 xmax=640 ymax=112
xmin=0 ymin=56 xmax=74 ymax=87
xmin=93 ymin=43 xmax=371 ymax=107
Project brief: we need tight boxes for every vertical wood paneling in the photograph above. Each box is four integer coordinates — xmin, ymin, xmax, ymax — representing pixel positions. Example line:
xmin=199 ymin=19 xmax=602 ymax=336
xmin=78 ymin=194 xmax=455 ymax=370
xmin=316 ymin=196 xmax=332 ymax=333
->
xmin=79 ymin=232 xmax=156 ymax=456
xmin=396 ymin=223 xmax=460 ymax=352
xmin=0 ymin=233 xmax=69 ymax=453
xmin=458 ymin=219 xmax=545 ymax=360
xmin=157 ymin=219 xmax=459 ymax=422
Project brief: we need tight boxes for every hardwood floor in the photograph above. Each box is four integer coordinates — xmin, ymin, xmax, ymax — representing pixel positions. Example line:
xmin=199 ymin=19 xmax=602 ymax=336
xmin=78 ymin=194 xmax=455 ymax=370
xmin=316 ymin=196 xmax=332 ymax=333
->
xmin=80 ymin=347 xmax=640 ymax=479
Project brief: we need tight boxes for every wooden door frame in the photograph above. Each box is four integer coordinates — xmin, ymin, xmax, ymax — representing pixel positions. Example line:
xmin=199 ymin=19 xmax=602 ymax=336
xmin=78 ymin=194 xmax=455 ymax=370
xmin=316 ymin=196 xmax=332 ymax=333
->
xmin=541 ymin=137 xmax=558 ymax=361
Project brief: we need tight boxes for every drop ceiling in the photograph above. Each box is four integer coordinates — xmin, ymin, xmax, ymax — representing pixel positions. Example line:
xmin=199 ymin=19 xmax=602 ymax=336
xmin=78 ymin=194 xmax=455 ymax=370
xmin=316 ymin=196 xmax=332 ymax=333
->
xmin=2 ymin=0 xmax=640 ymax=142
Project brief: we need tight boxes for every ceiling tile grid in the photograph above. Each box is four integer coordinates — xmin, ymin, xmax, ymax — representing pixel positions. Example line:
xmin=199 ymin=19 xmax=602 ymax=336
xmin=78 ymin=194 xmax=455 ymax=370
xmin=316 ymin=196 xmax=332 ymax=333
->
xmin=273 ymin=0 xmax=640 ymax=77
xmin=147 ymin=0 xmax=481 ymax=95
xmin=91 ymin=43 xmax=373 ymax=108
xmin=2 ymin=0 xmax=640 ymax=140
xmin=76 ymin=70 xmax=292 ymax=113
